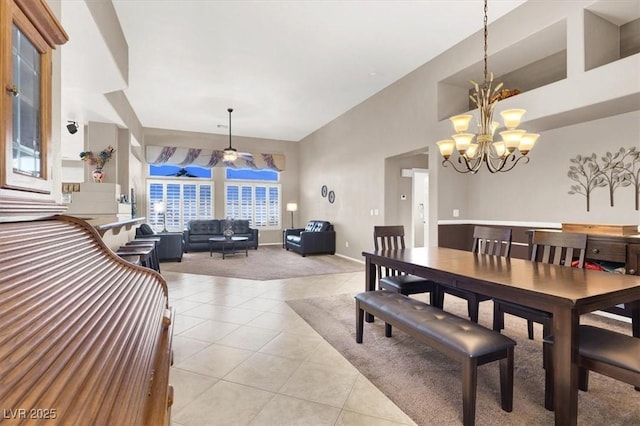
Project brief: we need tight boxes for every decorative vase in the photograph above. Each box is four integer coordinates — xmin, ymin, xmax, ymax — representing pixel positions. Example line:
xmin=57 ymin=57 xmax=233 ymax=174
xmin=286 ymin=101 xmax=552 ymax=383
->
xmin=223 ymin=219 xmax=234 ymax=239
xmin=92 ymin=169 xmax=105 ymax=183
xmin=223 ymin=226 xmax=234 ymax=239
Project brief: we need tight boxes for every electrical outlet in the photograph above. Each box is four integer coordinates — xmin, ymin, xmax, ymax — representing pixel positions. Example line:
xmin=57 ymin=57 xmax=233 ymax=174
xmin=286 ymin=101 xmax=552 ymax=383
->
xmin=453 ymin=209 xmax=459 ymax=217
xmin=345 ymin=241 xmax=349 ymax=248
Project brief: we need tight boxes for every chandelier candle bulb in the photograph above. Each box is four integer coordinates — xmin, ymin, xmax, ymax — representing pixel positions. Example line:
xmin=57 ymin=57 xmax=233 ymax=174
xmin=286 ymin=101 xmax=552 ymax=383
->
xmin=452 ymin=133 xmax=474 ymax=153
xmin=465 ymin=144 xmax=478 ymax=159
xmin=500 ymin=109 xmax=527 ymax=129
xmin=450 ymin=114 xmax=473 ymax=133
xmin=437 ymin=140 xmax=455 ymax=159
xmin=493 ymin=141 xmax=507 ymax=157
xmin=500 ymin=129 xmax=526 ymax=152
xmin=491 ymin=121 xmax=500 ymax=136
xmin=519 ymin=133 xmax=540 ymax=154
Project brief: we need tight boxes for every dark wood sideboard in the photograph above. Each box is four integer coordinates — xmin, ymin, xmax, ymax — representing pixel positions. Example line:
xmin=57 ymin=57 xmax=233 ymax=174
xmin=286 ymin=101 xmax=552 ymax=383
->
xmin=530 ymin=230 xmax=640 ymax=319
xmin=438 ymin=223 xmax=640 ymax=319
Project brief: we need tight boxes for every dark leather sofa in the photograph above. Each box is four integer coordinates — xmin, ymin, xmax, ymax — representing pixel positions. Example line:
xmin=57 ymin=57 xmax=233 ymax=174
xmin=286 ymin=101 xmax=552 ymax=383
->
xmin=285 ymin=220 xmax=335 ymax=256
xmin=135 ymin=224 xmax=185 ymax=262
xmin=183 ymin=219 xmax=258 ymax=252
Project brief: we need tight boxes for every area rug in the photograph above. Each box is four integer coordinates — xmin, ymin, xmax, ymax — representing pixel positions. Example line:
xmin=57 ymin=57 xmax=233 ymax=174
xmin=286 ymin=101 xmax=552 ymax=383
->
xmin=287 ymin=293 xmax=640 ymax=426
xmin=160 ymin=245 xmax=363 ymax=280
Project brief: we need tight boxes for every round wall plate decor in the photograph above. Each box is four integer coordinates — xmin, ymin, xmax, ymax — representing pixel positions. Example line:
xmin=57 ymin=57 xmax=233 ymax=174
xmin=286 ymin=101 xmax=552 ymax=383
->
xmin=321 ymin=185 xmax=328 ymax=197
xmin=328 ymin=190 xmax=335 ymax=204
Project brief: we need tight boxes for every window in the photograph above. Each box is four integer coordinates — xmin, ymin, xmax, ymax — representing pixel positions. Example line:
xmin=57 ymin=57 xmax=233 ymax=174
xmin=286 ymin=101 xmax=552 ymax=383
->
xmin=226 ymin=168 xmax=278 ymax=181
xmin=147 ymin=180 xmax=213 ymax=231
xmin=149 ymin=164 xmax=212 ymax=178
xmin=225 ymin=168 xmax=280 ymax=229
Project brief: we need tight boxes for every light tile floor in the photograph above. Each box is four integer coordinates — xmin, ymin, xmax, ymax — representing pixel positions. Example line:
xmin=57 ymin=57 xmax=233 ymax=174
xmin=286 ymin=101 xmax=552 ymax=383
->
xmin=166 ymin=269 xmax=417 ymax=426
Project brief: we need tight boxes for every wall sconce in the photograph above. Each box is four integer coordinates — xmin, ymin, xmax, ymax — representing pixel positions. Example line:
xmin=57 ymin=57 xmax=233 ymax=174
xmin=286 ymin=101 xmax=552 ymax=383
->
xmin=286 ymin=202 xmax=298 ymax=229
xmin=66 ymin=121 xmax=79 ymax=134
xmin=155 ymin=201 xmax=168 ymax=232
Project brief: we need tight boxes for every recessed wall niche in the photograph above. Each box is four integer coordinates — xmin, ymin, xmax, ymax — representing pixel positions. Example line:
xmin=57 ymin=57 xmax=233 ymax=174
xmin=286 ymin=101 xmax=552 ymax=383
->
xmin=584 ymin=1 xmax=640 ymax=71
xmin=437 ymin=19 xmax=567 ymax=120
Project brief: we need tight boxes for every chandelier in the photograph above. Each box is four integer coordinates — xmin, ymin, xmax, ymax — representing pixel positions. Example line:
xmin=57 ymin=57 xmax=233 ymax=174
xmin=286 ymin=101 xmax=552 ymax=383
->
xmin=436 ymin=0 xmax=539 ymax=174
xmin=223 ymin=108 xmax=238 ymax=162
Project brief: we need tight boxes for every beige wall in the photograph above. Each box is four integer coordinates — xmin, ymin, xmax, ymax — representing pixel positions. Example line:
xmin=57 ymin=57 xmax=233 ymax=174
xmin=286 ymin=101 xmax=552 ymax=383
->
xmin=297 ymin=0 xmax=640 ymax=260
xmin=143 ymin=128 xmax=299 ymax=245
xmin=463 ymin=111 xmax=640 ymax=223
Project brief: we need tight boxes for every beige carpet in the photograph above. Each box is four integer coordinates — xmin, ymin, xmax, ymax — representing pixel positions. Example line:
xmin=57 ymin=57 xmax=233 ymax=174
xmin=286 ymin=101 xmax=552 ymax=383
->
xmin=287 ymin=293 xmax=640 ymax=426
xmin=160 ymin=245 xmax=362 ymax=280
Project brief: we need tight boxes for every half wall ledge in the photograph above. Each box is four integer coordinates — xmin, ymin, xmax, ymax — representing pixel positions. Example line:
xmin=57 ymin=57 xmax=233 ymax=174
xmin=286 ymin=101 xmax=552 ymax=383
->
xmin=95 ymin=217 xmax=145 ymax=237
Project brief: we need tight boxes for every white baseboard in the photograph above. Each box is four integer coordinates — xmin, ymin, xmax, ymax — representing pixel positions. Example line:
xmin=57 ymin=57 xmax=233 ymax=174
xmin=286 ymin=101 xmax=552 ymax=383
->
xmin=593 ymin=310 xmax=632 ymax=323
xmin=335 ymin=253 xmax=365 ymax=264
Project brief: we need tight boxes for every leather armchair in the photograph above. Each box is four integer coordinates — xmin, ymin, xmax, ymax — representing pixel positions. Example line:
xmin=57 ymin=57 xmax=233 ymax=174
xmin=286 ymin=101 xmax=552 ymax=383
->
xmin=135 ymin=224 xmax=184 ymax=262
xmin=285 ymin=220 xmax=335 ymax=256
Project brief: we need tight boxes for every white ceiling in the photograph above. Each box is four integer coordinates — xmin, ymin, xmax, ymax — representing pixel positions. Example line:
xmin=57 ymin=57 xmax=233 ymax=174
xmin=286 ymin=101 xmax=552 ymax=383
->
xmin=59 ymin=0 xmax=526 ymax=143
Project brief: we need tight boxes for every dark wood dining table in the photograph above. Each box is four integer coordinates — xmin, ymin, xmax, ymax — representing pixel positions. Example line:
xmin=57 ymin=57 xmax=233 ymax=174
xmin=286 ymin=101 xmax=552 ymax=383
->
xmin=362 ymin=247 xmax=640 ymax=426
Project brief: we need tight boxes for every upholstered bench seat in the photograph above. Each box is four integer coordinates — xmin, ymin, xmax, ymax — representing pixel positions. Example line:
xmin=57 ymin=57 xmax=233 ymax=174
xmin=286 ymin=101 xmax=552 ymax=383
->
xmin=355 ymin=290 xmax=516 ymax=426
xmin=379 ymin=274 xmax=439 ymax=298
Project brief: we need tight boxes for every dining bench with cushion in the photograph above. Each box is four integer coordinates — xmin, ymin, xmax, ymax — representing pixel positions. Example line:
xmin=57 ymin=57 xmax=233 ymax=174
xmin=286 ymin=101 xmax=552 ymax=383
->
xmin=355 ymin=290 xmax=516 ymax=426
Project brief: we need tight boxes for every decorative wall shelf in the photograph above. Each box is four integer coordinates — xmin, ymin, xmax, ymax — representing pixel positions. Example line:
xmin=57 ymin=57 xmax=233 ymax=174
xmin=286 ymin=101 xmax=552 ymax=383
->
xmin=438 ymin=20 xmax=567 ymax=121
xmin=585 ymin=2 xmax=640 ymax=71
xmin=436 ymin=0 xmax=640 ymax=135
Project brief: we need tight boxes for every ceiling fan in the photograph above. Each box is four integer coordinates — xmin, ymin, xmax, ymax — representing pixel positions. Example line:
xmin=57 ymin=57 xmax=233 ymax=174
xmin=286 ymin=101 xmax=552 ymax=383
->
xmin=165 ymin=168 xmax=197 ymax=177
xmin=222 ymin=108 xmax=253 ymax=162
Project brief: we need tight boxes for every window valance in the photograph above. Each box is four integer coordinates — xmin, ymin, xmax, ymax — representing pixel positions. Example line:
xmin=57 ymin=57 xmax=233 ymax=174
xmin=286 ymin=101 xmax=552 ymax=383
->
xmin=145 ymin=145 xmax=286 ymax=171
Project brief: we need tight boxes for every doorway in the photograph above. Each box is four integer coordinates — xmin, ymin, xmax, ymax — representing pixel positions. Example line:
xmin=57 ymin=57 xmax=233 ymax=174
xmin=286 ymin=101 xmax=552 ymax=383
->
xmin=412 ymin=169 xmax=429 ymax=247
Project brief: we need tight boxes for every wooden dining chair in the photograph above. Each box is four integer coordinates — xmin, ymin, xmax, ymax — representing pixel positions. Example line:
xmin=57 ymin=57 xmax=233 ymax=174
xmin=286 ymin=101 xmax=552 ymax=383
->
xmin=373 ymin=226 xmax=439 ymax=303
xmin=543 ymin=323 xmax=640 ymax=411
xmin=435 ymin=226 xmax=512 ymax=322
xmin=493 ymin=230 xmax=588 ymax=340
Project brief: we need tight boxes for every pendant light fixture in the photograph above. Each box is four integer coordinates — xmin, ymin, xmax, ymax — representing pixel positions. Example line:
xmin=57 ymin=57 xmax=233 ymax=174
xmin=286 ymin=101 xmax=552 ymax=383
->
xmin=223 ymin=108 xmax=238 ymax=162
xmin=435 ymin=0 xmax=539 ymax=174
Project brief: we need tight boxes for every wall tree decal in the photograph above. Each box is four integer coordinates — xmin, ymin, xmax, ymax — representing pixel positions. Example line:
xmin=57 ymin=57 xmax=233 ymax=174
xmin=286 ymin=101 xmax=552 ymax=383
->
xmin=568 ymin=154 xmax=606 ymax=212
xmin=619 ymin=147 xmax=640 ymax=210
xmin=599 ymin=148 xmax=632 ymax=207
xmin=568 ymin=147 xmax=639 ymax=211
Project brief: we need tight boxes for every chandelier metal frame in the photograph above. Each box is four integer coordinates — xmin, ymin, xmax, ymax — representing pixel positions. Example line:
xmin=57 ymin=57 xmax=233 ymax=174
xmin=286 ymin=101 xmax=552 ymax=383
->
xmin=436 ymin=0 xmax=539 ymax=174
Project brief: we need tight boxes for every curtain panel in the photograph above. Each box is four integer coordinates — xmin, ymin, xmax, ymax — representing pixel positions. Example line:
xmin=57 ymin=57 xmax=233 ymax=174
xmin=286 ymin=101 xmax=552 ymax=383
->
xmin=145 ymin=145 xmax=286 ymax=171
